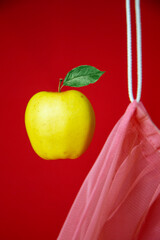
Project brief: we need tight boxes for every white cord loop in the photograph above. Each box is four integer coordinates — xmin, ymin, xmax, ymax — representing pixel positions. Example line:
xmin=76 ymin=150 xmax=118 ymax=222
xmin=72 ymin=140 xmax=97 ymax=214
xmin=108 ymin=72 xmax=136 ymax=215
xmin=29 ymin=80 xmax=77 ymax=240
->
xmin=126 ymin=0 xmax=142 ymax=102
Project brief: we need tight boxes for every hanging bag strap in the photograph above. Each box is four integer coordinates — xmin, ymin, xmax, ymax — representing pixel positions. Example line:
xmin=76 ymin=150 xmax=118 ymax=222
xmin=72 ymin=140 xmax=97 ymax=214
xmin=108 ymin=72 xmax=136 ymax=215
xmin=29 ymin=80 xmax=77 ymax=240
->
xmin=126 ymin=0 xmax=142 ymax=102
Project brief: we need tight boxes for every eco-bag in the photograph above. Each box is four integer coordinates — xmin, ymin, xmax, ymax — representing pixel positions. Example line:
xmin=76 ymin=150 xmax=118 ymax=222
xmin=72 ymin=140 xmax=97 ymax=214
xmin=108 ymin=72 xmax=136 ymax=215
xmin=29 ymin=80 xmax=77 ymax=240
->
xmin=58 ymin=0 xmax=160 ymax=239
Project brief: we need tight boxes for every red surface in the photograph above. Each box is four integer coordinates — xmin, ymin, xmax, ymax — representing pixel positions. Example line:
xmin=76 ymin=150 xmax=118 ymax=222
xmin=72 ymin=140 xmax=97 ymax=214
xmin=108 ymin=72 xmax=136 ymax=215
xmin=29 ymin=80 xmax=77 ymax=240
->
xmin=0 ymin=0 xmax=160 ymax=239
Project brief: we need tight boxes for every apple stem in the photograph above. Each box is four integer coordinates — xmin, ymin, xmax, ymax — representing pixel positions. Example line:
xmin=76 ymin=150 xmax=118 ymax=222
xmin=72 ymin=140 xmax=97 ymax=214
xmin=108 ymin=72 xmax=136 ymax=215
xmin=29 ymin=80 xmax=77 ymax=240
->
xmin=58 ymin=78 xmax=63 ymax=92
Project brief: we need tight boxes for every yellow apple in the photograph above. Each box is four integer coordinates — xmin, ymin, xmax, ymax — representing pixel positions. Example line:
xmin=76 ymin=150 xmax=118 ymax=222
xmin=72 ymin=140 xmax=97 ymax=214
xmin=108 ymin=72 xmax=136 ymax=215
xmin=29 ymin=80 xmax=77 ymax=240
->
xmin=25 ymin=90 xmax=95 ymax=160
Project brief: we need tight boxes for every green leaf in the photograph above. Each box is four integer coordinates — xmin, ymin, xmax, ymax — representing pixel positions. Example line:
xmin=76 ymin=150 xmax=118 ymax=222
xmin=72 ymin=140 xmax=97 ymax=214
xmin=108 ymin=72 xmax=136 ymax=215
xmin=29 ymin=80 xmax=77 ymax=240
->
xmin=63 ymin=65 xmax=105 ymax=87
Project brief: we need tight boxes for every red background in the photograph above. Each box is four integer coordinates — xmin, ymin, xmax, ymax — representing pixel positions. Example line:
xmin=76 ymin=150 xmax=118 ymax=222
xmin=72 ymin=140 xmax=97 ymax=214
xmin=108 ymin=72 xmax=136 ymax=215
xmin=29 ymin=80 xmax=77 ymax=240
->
xmin=0 ymin=0 xmax=160 ymax=239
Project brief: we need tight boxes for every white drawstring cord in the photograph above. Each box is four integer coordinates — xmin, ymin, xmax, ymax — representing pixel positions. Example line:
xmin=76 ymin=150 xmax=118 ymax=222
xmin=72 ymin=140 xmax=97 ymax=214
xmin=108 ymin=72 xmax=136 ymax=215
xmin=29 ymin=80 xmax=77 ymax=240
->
xmin=135 ymin=0 xmax=142 ymax=102
xmin=126 ymin=0 xmax=142 ymax=102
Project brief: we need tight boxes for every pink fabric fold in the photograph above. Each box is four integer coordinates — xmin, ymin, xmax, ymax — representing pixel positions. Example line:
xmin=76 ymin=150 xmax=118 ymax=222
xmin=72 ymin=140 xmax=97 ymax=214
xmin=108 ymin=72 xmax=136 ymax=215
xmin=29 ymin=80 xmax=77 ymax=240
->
xmin=58 ymin=101 xmax=160 ymax=240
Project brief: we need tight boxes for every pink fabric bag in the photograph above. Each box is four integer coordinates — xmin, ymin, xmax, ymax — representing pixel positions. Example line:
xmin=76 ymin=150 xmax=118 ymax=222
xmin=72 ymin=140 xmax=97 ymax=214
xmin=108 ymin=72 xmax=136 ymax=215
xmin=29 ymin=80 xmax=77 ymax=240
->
xmin=58 ymin=101 xmax=160 ymax=240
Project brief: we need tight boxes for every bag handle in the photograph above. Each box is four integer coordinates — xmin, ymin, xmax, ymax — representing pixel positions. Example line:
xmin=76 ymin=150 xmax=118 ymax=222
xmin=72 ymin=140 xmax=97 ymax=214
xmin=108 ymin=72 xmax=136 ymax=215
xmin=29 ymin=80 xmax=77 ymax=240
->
xmin=126 ymin=0 xmax=142 ymax=102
